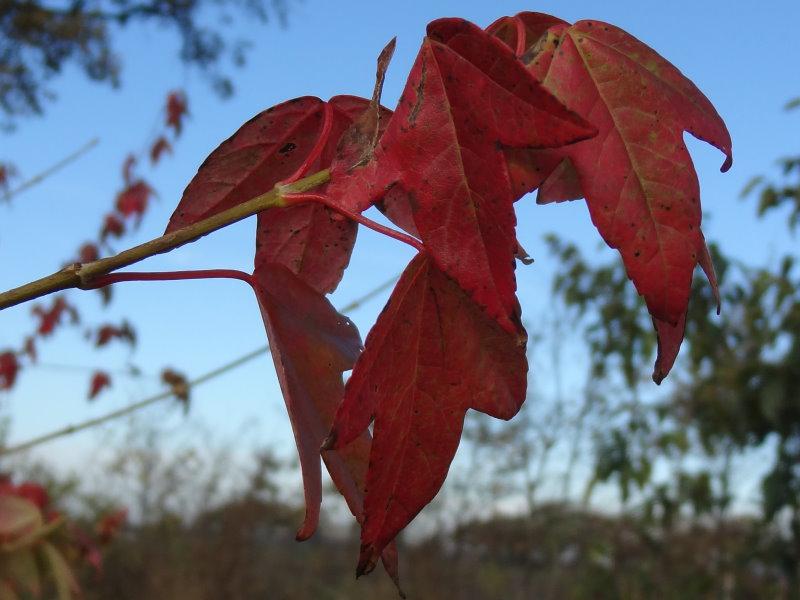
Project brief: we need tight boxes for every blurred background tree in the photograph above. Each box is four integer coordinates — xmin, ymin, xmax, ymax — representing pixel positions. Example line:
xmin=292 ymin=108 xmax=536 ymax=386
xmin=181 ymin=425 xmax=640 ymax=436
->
xmin=0 ymin=0 xmax=289 ymax=127
xmin=537 ymin=97 xmax=800 ymax=596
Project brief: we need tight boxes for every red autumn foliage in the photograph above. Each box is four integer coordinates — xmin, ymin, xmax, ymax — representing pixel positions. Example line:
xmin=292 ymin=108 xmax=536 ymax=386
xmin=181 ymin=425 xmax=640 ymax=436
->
xmin=11 ymin=482 xmax=49 ymax=510
xmin=1 ymin=84 xmax=192 ymax=600
xmin=1 ymin=476 xmax=128 ymax=594
xmin=328 ymin=254 xmax=528 ymax=574
xmin=167 ymin=95 xmax=391 ymax=293
xmin=0 ymin=9 xmax=729 ymax=593
xmin=487 ymin=12 xmax=731 ymax=379
xmin=0 ymin=351 xmax=19 ymax=390
xmin=95 ymin=321 xmax=136 ymax=348
xmin=74 ymin=508 xmax=128 ymax=572
xmin=166 ymin=90 xmax=189 ymax=136
xmin=150 ymin=136 xmax=172 ymax=164
xmin=251 ymin=264 xmax=401 ymax=589
xmin=115 ymin=180 xmax=153 ymax=223
xmin=95 ymin=509 xmax=127 ymax=544
xmin=88 ymin=371 xmax=112 ymax=400
xmin=100 ymin=213 xmax=126 ymax=242
xmin=325 ymin=20 xmax=596 ymax=334
xmin=162 ymin=13 xmax=731 ymax=584
xmin=31 ymin=296 xmax=79 ymax=336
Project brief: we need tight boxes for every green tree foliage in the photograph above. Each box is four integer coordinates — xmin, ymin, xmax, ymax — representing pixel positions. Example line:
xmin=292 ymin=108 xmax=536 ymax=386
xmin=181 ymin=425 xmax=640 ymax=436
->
xmin=547 ymin=96 xmax=800 ymax=589
xmin=741 ymin=99 xmax=800 ymax=231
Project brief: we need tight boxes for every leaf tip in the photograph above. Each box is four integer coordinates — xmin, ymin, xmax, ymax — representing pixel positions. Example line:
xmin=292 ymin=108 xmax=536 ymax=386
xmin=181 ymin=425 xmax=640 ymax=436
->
xmin=356 ymin=546 xmax=379 ymax=579
xmin=651 ymin=369 xmax=665 ymax=385
xmin=373 ymin=36 xmax=397 ymax=107
xmin=720 ymin=154 xmax=733 ymax=173
xmin=294 ymin=510 xmax=318 ymax=542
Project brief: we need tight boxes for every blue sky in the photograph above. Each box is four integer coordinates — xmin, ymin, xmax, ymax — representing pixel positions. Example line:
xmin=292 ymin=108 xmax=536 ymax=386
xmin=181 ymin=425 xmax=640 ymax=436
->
xmin=1 ymin=0 xmax=798 ymax=493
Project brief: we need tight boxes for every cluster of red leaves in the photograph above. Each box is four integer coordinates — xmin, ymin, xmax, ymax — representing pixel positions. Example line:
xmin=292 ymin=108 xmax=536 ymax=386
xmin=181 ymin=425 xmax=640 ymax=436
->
xmin=0 ymin=295 xmax=129 ymax=404
xmin=100 ymin=89 xmax=188 ymax=246
xmin=68 ymin=90 xmax=189 ymax=283
xmin=0 ymin=90 xmax=190 ymax=405
xmin=167 ymin=92 xmax=403 ymax=586
xmin=0 ymin=293 xmax=75 ymax=397
xmin=0 ymin=477 xmax=126 ymax=598
xmin=0 ymin=296 xmax=79 ymax=392
xmin=0 ymin=297 xmax=79 ymax=392
xmin=164 ymin=11 xmax=730 ymax=589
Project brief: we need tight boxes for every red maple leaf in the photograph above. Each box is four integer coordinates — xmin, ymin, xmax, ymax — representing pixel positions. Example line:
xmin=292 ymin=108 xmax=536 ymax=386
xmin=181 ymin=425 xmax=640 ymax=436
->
xmin=31 ymin=296 xmax=79 ymax=336
xmin=252 ymin=263 xmax=401 ymax=590
xmin=327 ymin=253 xmax=528 ymax=575
xmin=254 ymin=96 xmax=393 ymax=293
xmin=100 ymin=213 xmax=125 ymax=242
xmin=115 ymin=181 xmax=153 ymax=223
xmin=324 ymin=18 xmax=595 ymax=333
xmin=150 ymin=136 xmax=172 ymax=165
xmin=0 ymin=351 xmax=19 ymax=390
xmin=167 ymin=95 xmax=389 ymax=294
xmin=95 ymin=321 xmax=136 ymax=348
xmin=88 ymin=371 xmax=112 ymax=400
xmin=489 ymin=12 xmax=731 ymax=380
xmin=166 ymin=90 xmax=189 ymax=136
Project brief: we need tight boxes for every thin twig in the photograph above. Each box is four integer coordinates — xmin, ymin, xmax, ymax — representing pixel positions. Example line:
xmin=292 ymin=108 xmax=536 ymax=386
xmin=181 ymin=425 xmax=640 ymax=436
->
xmin=0 ymin=273 xmax=399 ymax=457
xmin=4 ymin=138 xmax=99 ymax=201
xmin=28 ymin=363 xmax=156 ymax=378
xmin=0 ymin=169 xmax=331 ymax=310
